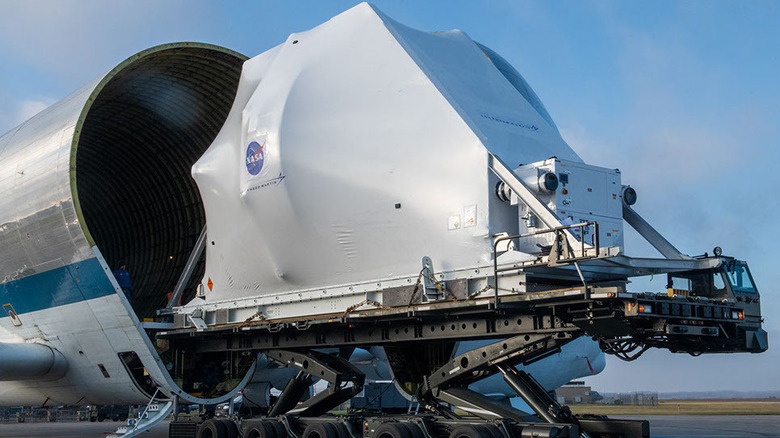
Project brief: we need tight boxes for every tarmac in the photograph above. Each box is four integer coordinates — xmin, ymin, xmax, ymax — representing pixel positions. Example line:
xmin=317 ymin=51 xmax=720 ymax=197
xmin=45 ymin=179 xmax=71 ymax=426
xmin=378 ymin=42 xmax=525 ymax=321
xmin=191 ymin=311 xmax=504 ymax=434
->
xmin=615 ymin=415 xmax=780 ymax=437
xmin=0 ymin=416 xmax=778 ymax=437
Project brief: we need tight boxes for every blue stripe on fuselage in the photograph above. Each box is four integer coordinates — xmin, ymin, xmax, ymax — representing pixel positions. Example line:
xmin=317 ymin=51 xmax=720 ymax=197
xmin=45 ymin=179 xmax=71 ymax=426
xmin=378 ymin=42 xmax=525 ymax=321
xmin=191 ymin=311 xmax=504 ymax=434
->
xmin=0 ymin=258 xmax=116 ymax=316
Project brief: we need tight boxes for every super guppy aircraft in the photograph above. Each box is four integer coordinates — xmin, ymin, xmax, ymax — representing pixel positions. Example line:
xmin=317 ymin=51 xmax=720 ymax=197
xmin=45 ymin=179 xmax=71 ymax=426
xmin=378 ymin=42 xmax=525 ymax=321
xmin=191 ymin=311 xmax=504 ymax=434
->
xmin=0 ymin=4 xmax=765 ymax=438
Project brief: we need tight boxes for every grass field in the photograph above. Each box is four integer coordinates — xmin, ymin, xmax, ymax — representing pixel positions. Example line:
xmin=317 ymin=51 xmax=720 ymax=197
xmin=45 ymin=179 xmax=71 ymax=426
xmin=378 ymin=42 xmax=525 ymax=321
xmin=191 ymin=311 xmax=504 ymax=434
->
xmin=568 ymin=399 xmax=780 ymax=416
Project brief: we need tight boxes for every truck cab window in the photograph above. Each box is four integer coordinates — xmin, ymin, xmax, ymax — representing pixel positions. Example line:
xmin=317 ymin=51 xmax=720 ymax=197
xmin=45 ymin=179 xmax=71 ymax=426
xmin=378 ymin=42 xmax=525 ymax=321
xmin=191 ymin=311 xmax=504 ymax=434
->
xmin=726 ymin=263 xmax=758 ymax=293
xmin=713 ymin=271 xmax=726 ymax=290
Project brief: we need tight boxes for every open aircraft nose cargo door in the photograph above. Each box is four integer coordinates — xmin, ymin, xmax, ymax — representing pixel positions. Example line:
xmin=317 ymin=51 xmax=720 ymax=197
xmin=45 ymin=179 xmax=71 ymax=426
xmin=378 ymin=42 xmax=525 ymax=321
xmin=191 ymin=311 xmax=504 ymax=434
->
xmin=0 ymin=42 xmax=259 ymax=407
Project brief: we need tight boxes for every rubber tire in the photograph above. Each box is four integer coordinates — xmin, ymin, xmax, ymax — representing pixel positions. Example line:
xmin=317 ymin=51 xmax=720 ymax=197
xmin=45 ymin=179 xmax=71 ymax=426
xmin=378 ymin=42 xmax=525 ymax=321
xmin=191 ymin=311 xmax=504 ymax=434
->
xmin=448 ymin=425 xmax=485 ymax=438
xmin=220 ymin=419 xmax=240 ymax=438
xmin=244 ymin=420 xmax=282 ymax=438
xmin=271 ymin=420 xmax=288 ymax=438
xmin=332 ymin=422 xmax=351 ymax=438
xmin=243 ymin=424 xmax=264 ymax=438
xmin=303 ymin=422 xmax=340 ymax=438
xmin=198 ymin=419 xmax=229 ymax=438
xmin=374 ymin=422 xmax=412 ymax=438
xmin=476 ymin=424 xmax=502 ymax=438
xmin=402 ymin=423 xmax=424 ymax=438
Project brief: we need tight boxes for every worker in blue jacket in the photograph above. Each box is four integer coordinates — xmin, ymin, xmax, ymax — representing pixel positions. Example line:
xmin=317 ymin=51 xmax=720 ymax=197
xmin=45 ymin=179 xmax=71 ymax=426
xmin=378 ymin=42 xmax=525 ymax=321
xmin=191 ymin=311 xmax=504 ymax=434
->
xmin=113 ymin=261 xmax=134 ymax=306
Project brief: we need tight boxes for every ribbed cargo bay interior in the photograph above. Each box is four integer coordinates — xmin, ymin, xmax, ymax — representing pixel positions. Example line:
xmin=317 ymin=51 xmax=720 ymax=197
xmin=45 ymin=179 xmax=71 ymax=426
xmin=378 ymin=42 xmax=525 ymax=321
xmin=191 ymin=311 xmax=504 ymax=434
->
xmin=74 ymin=45 xmax=246 ymax=318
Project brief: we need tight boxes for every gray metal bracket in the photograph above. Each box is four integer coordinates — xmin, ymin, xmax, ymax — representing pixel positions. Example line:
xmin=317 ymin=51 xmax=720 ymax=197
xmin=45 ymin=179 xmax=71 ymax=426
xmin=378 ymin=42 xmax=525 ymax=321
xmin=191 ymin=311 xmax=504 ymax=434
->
xmin=265 ymin=349 xmax=365 ymax=417
xmin=165 ymin=225 xmax=208 ymax=310
xmin=421 ymin=256 xmax=445 ymax=301
xmin=623 ymin=204 xmax=691 ymax=260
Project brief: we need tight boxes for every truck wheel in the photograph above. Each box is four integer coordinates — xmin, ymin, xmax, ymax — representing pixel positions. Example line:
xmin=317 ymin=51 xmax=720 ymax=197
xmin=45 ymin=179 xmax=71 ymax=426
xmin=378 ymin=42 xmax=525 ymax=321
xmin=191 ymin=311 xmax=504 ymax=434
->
xmin=373 ymin=423 xmax=412 ymax=438
xmin=244 ymin=425 xmax=263 ymax=438
xmin=303 ymin=422 xmax=340 ymax=438
xmin=332 ymin=422 xmax=350 ymax=438
xmin=198 ymin=419 xmax=228 ymax=438
xmin=271 ymin=420 xmax=288 ymax=438
xmin=245 ymin=421 xmax=283 ymax=438
xmin=448 ymin=425 xmax=486 ymax=438
xmin=402 ymin=423 xmax=424 ymax=438
xmin=476 ymin=425 xmax=502 ymax=438
xmin=97 ymin=414 xmax=105 ymax=422
xmin=219 ymin=419 xmax=239 ymax=438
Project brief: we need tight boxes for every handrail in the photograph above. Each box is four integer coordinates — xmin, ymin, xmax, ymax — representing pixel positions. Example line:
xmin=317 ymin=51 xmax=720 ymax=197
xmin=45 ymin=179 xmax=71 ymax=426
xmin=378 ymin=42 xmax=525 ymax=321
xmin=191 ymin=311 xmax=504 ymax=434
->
xmin=133 ymin=388 xmax=161 ymax=432
xmin=492 ymin=221 xmax=600 ymax=308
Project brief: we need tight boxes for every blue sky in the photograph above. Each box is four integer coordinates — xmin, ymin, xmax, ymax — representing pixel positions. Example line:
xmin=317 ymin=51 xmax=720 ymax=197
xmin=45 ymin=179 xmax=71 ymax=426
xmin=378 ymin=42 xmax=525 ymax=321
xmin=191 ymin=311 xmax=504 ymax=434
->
xmin=1 ymin=1 xmax=778 ymax=393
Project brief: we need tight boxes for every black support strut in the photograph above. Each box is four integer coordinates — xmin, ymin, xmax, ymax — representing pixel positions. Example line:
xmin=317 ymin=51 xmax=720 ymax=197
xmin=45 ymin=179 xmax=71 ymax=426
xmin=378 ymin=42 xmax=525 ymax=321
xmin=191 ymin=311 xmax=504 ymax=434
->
xmin=496 ymin=364 xmax=574 ymax=424
xmin=265 ymin=349 xmax=365 ymax=417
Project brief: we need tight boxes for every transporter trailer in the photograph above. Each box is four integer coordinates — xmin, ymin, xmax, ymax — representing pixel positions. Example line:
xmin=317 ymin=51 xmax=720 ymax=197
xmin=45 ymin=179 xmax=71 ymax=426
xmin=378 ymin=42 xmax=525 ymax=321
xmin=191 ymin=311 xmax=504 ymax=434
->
xmin=159 ymin=225 xmax=765 ymax=438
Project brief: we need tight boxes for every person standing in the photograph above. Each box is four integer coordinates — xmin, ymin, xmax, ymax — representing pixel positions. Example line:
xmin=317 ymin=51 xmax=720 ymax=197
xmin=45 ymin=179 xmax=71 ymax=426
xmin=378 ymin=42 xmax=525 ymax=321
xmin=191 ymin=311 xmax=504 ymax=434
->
xmin=113 ymin=261 xmax=134 ymax=306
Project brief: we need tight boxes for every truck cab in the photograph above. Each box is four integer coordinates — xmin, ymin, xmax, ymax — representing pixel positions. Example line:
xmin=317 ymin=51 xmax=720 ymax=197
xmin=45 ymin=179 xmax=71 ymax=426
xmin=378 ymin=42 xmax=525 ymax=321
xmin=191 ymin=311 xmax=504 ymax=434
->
xmin=667 ymin=259 xmax=759 ymax=301
xmin=663 ymin=258 xmax=766 ymax=352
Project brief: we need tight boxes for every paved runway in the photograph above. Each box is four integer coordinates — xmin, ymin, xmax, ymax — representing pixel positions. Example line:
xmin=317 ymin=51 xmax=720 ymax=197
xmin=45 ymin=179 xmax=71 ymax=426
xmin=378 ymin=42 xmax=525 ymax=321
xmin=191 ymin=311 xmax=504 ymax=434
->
xmin=0 ymin=420 xmax=168 ymax=437
xmin=615 ymin=415 xmax=780 ymax=437
xmin=0 ymin=416 xmax=778 ymax=437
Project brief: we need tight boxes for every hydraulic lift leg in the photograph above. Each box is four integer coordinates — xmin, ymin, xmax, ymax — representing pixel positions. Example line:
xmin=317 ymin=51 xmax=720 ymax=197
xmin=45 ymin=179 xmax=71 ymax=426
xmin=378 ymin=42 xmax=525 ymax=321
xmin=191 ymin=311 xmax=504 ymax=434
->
xmin=265 ymin=349 xmax=365 ymax=417
xmin=496 ymin=364 xmax=573 ymax=424
xmin=269 ymin=371 xmax=312 ymax=416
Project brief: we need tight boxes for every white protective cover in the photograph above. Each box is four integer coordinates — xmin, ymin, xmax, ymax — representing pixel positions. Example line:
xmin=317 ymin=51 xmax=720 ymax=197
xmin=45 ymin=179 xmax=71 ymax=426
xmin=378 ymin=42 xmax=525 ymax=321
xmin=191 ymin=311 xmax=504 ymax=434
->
xmin=192 ymin=3 xmax=581 ymax=304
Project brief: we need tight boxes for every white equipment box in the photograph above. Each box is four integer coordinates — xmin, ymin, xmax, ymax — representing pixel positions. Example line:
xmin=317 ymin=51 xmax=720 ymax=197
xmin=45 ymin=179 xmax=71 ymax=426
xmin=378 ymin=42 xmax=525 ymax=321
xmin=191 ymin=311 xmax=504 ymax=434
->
xmin=511 ymin=158 xmax=625 ymax=254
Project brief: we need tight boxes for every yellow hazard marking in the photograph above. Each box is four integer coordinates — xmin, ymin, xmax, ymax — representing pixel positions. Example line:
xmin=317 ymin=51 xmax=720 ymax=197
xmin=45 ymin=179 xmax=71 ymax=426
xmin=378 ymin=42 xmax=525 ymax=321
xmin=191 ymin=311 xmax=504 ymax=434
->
xmin=2 ymin=303 xmax=22 ymax=327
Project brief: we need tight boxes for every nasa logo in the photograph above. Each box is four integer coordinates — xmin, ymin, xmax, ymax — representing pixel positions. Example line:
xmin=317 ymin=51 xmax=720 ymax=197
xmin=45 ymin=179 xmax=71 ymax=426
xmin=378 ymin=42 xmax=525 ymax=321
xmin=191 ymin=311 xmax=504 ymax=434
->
xmin=245 ymin=141 xmax=265 ymax=175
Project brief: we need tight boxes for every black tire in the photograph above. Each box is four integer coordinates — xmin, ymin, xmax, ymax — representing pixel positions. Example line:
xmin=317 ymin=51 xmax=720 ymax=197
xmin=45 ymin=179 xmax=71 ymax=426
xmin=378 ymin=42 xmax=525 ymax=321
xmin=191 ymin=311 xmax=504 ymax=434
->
xmin=244 ymin=420 xmax=282 ymax=438
xmin=374 ymin=422 xmax=412 ymax=438
xmin=271 ymin=420 xmax=288 ymax=438
xmin=220 ymin=419 xmax=240 ymax=438
xmin=303 ymin=422 xmax=340 ymax=438
xmin=198 ymin=419 xmax=228 ymax=438
xmin=476 ymin=424 xmax=502 ymax=438
xmin=332 ymin=422 xmax=351 ymax=438
xmin=243 ymin=424 xmax=263 ymax=438
xmin=402 ymin=423 xmax=424 ymax=438
xmin=448 ymin=425 xmax=485 ymax=438
xmin=89 ymin=416 xmax=96 ymax=422
xmin=97 ymin=414 xmax=105 ymax=422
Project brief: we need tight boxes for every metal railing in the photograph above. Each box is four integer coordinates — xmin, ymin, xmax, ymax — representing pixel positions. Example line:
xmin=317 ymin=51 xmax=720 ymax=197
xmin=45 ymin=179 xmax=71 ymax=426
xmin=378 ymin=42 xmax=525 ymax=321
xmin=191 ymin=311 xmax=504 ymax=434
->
xmin=492 ymin=221 xmax=600 ymax=307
